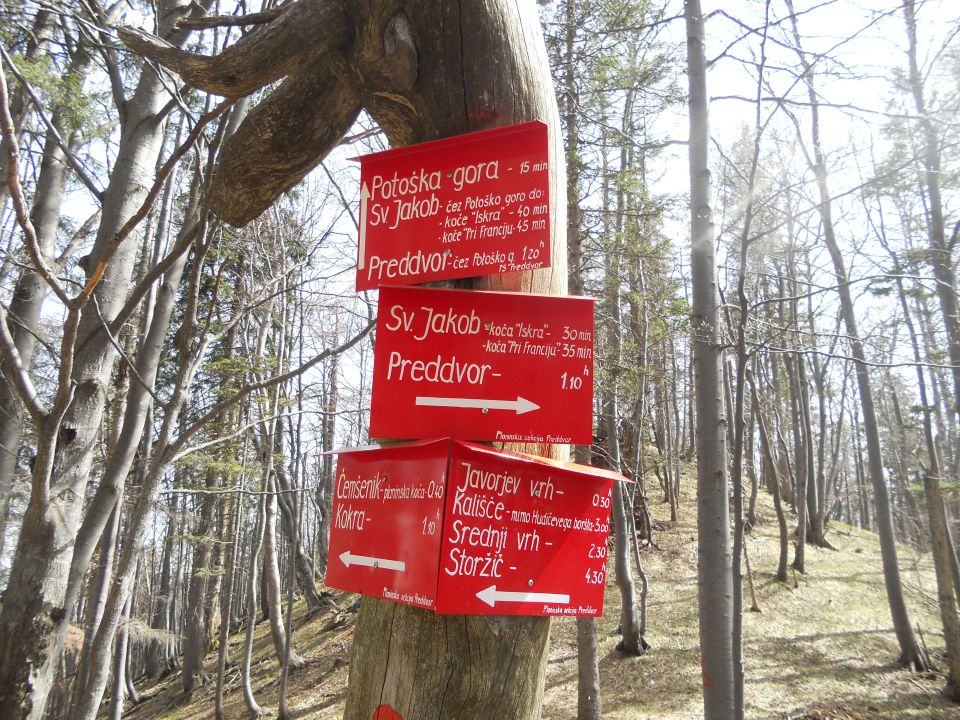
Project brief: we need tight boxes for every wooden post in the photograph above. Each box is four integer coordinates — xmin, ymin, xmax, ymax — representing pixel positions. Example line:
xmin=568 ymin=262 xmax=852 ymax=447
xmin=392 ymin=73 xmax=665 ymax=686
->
xmin=342 ymin=1 xmax=567 ymax=717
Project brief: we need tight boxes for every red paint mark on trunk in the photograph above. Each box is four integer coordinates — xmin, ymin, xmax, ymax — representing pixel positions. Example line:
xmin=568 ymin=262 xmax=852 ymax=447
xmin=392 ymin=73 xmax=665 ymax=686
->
xmin=700 ymin=654 xmax=712 ymax=689
xmin=373 ymin=705 xmax=404 ymax=720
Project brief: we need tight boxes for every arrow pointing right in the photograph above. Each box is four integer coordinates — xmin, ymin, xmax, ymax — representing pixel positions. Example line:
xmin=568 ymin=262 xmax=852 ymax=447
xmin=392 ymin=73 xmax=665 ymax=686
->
xmin=339 ymin=550 xmax=405 ymax=572
xmin=415 ymin=395 xmax=540 ymax=415
xmin=358 ymin=182 xmax=370 ymax=270
xmin=476 ymin=585 xmax=570 ymax=608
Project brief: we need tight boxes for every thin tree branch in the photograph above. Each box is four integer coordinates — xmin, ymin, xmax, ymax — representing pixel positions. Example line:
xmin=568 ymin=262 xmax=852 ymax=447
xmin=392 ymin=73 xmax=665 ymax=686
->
xmin=92 ymin=297 xmax=164 ymax=405
xmin=170 ymin=319 xmax=375 ymax=461
xmin=0 ymin=43 xmax=106 ymax=202
xmin=176 ymin=7 xmax=283 ymax=30
xmin=0 ymin=60 xmax=74 ymax=306
xmin=78 ymin=97 xmax=234 ymax=306
xmin=0 ymin=302 xmax=45 ymax=421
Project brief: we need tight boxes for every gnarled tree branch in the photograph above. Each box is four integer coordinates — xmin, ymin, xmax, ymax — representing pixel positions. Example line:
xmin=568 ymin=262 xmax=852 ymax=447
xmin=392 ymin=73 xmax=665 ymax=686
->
xmin=117 ymin=0 xmax=353 ymax=97
xmin=209 ymin=61 xmax=361 ymax=225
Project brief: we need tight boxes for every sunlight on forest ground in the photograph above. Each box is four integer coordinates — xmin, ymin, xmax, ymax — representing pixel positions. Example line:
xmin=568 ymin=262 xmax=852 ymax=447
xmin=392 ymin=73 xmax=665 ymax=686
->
xmin=126 ymin=472 xmax=960 ymax=720
xmin=543 ymin=476 xmax=959 ymax=719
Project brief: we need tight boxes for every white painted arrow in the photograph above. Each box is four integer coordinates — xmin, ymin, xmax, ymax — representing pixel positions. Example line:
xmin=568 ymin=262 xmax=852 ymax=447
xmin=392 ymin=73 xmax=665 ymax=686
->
xmin=476 ymin=585 xmax=570 ymax=608
xmin=415 ymin=395 xmax=540 ymax=415
xmin=339 ymin=550 xmax=405 ymax=572
xmin=358 ymin=182 xmax=370 ymax=270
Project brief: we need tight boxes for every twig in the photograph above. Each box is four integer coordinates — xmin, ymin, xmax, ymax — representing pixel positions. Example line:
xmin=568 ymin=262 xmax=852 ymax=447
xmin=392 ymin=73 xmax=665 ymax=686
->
xmin=92 ymin=297 xmax=163 ymax=405
xmin=0 ymin=43 xmax=105 ymax=202
xmin=169 ymin=319 xmax=375 ymax=463
xmin=0 ymin=58 xmax=73 ymax=307
xmin=176 ymin=7 xmax=283 ymax=30
xmin=78 ymin=97 xmax=234 ymax=306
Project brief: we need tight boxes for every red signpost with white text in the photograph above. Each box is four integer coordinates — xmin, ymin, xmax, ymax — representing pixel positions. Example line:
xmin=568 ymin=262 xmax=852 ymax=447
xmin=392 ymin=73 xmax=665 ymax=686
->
xmin=340 ymin=121 xmax=612 ymax=620
xmin=325 ymin=439 xmax=623 ymax=617
xmin=369 ymin=285 xmax=595 ymax=444
xmin=354 ymin=122 xmax=550 ymax=291
xmin=324 ymin=439 xmax=449 ymax=610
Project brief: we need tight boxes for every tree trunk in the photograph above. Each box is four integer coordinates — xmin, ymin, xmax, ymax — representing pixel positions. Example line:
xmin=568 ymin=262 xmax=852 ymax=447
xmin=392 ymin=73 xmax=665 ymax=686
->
xmin=903 ymin=0 xmax=960 ymax=434
xmin=241 ymin=489 xmax=267 ymax=717
xmin=215 ymin=490 xmax=241 ymax=720
xmin=750 ymin=375 xmax=789 ymax=582
xmin=264 ymin=471 xmax=305 ymax=667
xmin=341 ymin=1 xmax=567 ymax=716
xmin=599 ymin=91 xmax=645 ymax=658
xmin=145 ymin=510 xmax=172 ymax=679
xmin=0 ymin=10 xmax=54 ymax=210
xmin=786 ymin=353 xmax=807 ymax=573
xmin=181 ymin=472 xmax=217 ymax=696
xmin=0 ymin=4 xmax=204 ymax=715
xmin=110 ymin=0 xmax=566 ymax=714
xmin=785 ymin=0 xmax=929 ymax=670
xmin=71 ymin=497 xmax=122 ymax=713
xmin=0 ymin=17 xmax=105 ymax=563
xmin=686 ymin=0 xmax=735 ymax=715
xmin=852 ymin=404 xmax=870 ymax=531
xmin=576 ymin=617 xmax=601 ymax=720
xmin=798 ymin=355 xmax=827 ymax=548
xmin=316 ymin=351 xmax=338 ymax=577
xmin=886 ymin=247 xmax=960 ymax=695
xmin=274 ymin=464 xmax=325 ymax=611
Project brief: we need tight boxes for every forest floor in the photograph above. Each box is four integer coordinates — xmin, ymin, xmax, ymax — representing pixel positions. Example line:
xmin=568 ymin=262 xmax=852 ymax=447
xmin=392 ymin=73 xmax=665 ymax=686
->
xmin=122 ymin=477 xmax=960 ymax=719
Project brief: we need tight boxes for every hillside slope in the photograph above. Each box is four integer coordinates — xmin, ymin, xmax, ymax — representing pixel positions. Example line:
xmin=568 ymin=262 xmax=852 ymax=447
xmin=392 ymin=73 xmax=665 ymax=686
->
xmin=123 ymin=479 xmax=960 ymax=719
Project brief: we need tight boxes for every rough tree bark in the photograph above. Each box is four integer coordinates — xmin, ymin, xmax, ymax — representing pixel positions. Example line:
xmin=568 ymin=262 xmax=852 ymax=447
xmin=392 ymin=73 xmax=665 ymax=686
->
xmin=344 ymin=2 xmax=567 ymax=714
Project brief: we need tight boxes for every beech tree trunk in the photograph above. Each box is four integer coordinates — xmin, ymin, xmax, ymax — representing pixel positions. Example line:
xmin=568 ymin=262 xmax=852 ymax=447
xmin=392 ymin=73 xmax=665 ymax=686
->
xmin=750 ymin=375 xmax=789 ymax=582
xmin=785 ymin=0 xmax=929 ymax=670
xmin=274 ymin=464 xmax=325 ymax=611
xmin=181 ymin=472 xmax=217 ymax=696
xmin=0 ymin=5 xmax=109 ymax=563
xmin=0 ymin=4 xmax=204 ymax=716
xmin=264 ymin=471 xmax=305 ymax=668
xmin=686 ymin=1 xmax=735 ymax=716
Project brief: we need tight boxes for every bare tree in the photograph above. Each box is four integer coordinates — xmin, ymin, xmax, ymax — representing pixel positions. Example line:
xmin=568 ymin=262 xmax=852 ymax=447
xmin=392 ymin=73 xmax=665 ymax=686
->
xmin=783 ymin=0 xmax=929 ymax=671
xmin=686 ymin=1 xmax=735 ymax=716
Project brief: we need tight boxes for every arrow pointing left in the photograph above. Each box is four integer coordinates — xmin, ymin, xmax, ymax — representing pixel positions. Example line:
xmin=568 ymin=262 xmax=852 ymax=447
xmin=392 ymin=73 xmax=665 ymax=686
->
xmin=476 ymin=585 xmax=570 ymax=607
xmin=339 ymin=550 xmax=405 ymax=572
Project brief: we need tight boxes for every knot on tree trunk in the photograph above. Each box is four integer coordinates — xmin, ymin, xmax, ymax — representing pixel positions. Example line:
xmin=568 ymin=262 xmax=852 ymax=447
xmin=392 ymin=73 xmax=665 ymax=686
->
xmin=383 ymin=13 xmax=418 ymax=91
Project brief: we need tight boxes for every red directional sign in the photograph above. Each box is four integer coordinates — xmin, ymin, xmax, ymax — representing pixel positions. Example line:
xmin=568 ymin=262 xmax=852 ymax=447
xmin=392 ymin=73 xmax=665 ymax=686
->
xmin=325 ymin=439 xmax=624 ymax=617
xmin=370 ymin=286 xmax=594 ymax=444
xmin=325 ymin=439 xmax=449 ymax=611
xmin=354 ymin=121 xmax=550 ymax=291
xmin=435 ymin=441 xmax=614 ymax=616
